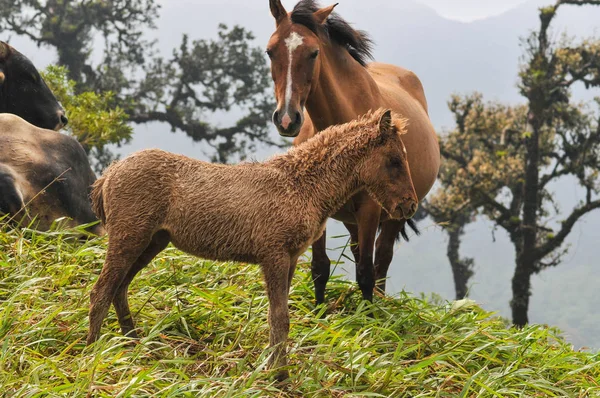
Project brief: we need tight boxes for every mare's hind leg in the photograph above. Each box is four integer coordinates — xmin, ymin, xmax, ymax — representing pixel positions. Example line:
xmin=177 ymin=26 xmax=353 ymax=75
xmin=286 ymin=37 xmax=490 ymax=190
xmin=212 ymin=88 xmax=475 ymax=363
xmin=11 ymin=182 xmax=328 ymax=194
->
xmin=112 ymin=230 xmax=170 ymax=338
xmin=374 ymin=219 xmax=406 ymax=294
xmin=354 ymin=200 xmax=381 ymax=302
xmin=87 ymin=234 xmax=151 ymax=345
xmin=311 ymin=231 xmax=330 ymax=305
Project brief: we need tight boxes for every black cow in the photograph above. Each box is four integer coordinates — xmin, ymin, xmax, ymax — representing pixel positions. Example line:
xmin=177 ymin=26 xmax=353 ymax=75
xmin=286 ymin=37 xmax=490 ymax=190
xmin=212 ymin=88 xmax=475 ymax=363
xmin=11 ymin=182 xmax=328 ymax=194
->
xmin=0 ymin=114 xmax=102 ymax=234
xmin=0 ymin=41 xmax=68 ymax=130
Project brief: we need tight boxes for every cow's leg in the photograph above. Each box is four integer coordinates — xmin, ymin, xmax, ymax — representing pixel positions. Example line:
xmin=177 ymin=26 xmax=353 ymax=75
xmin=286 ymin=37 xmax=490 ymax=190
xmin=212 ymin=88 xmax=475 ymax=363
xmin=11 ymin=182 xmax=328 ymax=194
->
xmin=311 ymin=231 xmax=330 ymax=305
xmin=374 ymin=219 xmax=406 ymax=294
xmin=112 ymin=230 xmax=170 ymax=338
xmin=0 ymin=166 xmax=25 ymax=218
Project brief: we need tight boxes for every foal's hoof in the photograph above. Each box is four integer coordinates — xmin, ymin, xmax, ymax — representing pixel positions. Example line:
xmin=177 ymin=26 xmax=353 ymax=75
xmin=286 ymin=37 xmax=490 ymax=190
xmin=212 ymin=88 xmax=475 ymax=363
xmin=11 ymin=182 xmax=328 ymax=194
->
xmin=274 ymin=369 xmax=290 ymax=382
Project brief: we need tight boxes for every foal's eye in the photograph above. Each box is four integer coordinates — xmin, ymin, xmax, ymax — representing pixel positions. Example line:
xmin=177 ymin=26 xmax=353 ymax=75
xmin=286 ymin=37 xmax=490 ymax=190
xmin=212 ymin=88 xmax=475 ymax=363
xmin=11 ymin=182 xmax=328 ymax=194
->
xmin=266 ymin=49 xmax=274 ymax=59
xmin=389 ymin=157 xmax=402 ymax=169
xmin=310 ymin=50 xmax=319 ymax=59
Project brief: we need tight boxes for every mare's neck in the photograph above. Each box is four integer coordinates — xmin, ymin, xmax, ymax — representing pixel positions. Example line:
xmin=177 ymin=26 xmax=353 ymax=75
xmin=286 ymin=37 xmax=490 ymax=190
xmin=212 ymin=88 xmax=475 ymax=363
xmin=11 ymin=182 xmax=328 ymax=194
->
xmin=306 ymin=44 xmax=380 ymax=132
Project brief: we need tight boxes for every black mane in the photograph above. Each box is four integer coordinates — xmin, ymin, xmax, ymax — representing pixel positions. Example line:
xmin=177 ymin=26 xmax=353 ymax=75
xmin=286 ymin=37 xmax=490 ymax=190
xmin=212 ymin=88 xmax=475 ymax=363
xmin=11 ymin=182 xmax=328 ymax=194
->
xmin=290 ymin=0 xmax=374 ymax=67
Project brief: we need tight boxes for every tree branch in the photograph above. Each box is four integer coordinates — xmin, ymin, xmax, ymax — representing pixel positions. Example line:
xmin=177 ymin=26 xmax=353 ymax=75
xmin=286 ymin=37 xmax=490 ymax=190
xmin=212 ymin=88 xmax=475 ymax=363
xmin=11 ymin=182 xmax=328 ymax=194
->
xmin=536 ymin=199 xmax=600 ymax=260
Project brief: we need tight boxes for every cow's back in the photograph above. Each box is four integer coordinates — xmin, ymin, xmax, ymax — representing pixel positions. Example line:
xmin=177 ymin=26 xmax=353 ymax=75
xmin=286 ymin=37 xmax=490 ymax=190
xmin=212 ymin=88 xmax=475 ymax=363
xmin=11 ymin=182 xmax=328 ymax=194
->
xmin=0 ymin=114 xmax=99 ymax=231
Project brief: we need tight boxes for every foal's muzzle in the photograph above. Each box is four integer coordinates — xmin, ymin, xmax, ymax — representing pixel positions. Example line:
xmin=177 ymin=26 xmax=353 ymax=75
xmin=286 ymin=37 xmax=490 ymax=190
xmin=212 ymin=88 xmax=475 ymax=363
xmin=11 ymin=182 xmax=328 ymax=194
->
xmin=398 ymin=199 xmax=418 ymax=220
xmin=273 ymin=109 xmax=304 ymax=137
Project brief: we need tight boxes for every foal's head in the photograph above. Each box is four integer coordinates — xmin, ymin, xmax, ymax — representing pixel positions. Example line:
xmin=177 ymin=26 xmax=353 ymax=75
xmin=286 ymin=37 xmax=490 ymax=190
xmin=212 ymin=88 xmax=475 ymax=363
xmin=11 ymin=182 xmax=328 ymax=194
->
xmin=361 ymin=109 xmax=418 ymax=220
xmin=267 ymin=0 xmax=372 ymax=137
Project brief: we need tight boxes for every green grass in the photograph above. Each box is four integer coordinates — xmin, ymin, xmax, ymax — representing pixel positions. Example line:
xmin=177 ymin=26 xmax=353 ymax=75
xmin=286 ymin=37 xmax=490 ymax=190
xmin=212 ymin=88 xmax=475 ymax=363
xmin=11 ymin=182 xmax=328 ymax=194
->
xmin=0 ymin=226 xmax=598 ymax=397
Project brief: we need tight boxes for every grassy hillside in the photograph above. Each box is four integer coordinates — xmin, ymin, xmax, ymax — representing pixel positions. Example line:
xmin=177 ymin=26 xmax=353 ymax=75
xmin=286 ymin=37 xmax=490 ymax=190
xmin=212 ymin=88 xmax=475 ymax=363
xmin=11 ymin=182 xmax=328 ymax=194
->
xmin=0 ymin=226 xmax=598 ymax=397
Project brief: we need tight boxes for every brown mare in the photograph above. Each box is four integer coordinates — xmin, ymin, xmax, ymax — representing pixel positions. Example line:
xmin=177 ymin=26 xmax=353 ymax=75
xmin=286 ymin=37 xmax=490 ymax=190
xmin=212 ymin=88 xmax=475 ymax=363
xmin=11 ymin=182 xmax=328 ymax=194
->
xmin=267 ymin=0 xmax=440 ymax=303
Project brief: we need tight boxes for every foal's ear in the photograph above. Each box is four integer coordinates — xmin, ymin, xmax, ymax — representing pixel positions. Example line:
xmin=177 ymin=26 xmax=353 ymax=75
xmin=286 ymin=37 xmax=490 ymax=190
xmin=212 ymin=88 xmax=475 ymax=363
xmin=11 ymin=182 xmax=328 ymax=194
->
xmin=270 ymin=0 xmax=288 ymax=26
xmin=313 ymin=3 xmax=338 ymax=25
xmin=378 ymin=109 xmax=394 ymax=136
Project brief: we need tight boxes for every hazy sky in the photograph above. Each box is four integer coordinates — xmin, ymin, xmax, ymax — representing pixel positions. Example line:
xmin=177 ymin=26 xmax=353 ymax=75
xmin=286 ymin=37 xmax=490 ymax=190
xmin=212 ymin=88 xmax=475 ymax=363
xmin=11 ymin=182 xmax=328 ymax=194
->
xmin=415 ymin=0 xmax=530 ymax=21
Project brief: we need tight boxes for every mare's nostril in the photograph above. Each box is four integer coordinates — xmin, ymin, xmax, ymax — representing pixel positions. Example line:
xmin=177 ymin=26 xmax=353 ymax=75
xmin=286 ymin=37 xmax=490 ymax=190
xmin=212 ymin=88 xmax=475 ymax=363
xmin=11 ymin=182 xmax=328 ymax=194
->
xmin=294 ymin=111 xmax=301 ymax=123
xmin=272 ymin=110 xmax=280 ymax=124
xmin=60 ymin=114 xmax=68 ymax=126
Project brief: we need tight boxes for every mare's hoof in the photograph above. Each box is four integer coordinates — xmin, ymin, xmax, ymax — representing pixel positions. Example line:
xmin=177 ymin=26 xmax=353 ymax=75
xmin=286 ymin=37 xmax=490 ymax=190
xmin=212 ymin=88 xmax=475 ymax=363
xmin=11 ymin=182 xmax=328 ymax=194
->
xmin=313 ymin=302 xmax=328 ymax=318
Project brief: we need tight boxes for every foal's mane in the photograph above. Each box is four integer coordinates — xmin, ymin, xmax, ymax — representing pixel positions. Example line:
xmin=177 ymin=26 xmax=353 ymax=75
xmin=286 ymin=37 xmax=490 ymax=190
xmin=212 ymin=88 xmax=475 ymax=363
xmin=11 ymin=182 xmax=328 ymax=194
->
xmin=290 ymin=0 xmax=374 ymax=67
xmin=271 ymin=109 xmax=407 ymax=175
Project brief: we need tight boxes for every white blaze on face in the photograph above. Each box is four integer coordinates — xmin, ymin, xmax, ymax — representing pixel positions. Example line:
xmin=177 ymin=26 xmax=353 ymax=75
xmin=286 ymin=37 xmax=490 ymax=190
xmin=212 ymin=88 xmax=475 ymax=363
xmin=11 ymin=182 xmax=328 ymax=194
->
xmin=281 ymin=31 xmax=304 ymax=129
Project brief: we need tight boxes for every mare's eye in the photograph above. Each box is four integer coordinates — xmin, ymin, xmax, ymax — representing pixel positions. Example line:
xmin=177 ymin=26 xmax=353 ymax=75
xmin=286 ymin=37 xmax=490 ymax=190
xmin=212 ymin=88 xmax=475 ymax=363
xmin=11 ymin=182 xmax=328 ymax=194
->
xmin=266 ymin=49 xmax=274 ymax=59
xmin=310 ymin=50 xmax=319 ymax=59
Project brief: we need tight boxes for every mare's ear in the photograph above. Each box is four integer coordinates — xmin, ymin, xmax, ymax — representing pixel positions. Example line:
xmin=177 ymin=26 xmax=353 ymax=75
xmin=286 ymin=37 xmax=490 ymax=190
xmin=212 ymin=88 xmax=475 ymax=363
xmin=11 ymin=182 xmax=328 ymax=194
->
xmin=270 ymin=0 xmax=288 ymax=26
xmin=313 ymin=3 xmax=338 ymax=24
xmin=378 ymin=109 xmax=394 ymax=137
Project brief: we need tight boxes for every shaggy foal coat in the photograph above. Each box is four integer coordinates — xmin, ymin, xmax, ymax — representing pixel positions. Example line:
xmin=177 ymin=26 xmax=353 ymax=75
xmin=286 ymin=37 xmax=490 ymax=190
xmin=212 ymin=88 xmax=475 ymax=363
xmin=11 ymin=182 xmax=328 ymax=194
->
xmin=87 ymin=108 xmax=417 ymax=379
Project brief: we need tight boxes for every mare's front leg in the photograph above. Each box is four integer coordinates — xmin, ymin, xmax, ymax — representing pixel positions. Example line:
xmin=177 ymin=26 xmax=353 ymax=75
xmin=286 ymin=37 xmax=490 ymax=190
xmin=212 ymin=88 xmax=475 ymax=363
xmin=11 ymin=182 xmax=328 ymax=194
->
xmin=374 ymin=219 xmax=406 ymax=294
xmin=343 ymin=222 xmax=360 ymax=264
xmin=354 ymin=196 xmax=381 ymax=302
xmin=263 ymin=255 xmax=292 ymax=381
xmin=311 ymin=231 xmax=330 ymax=305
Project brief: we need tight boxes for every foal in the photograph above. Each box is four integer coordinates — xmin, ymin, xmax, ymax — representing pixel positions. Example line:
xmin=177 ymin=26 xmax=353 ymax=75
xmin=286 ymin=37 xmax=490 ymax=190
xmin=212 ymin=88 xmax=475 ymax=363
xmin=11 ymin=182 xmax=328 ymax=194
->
xmin=87 ymin=108 xmax=418 ymax=379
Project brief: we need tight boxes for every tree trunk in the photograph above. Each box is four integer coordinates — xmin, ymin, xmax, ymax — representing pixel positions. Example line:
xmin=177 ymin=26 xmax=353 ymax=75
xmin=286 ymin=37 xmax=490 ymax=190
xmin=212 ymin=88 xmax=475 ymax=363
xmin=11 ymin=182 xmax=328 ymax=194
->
xmin=511 ymin=254 xmax=534 ymax=327
xmin=447 ymin=225 xmax=474 ymax=299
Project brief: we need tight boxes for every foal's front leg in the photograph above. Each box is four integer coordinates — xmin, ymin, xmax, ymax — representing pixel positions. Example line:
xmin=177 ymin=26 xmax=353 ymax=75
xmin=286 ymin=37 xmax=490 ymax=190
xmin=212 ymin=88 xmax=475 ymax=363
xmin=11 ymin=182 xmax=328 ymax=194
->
xmin=263 ymin=256 xmax=291 ymax=381
xmin=354 ymin=198 xmax=381 ymax=302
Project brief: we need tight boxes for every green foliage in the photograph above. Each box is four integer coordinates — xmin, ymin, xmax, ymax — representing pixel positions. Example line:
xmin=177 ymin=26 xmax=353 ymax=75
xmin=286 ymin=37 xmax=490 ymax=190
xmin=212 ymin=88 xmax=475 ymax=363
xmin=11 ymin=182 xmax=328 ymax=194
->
xmin=42 ymin=66 xmax=133 ymax=171
xmin=0 ymin=2 xmax=279 ymax=162
xmin=127 ymin=26 xmax=280 ymax=162
xmin=0 ymin=226 xmax=598 ymax=397
xmin=425 ymin=1 xmax=600 ymax=324
xmin=0 ymin=0 xmax=159 ymax=89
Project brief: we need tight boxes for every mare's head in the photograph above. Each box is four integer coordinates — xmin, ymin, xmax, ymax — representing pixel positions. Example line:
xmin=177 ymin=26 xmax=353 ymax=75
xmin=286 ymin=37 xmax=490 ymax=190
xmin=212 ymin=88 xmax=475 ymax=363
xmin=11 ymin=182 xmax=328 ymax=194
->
xmin=267 ymin=0 xmax=372 ymax=137
xmin=0 ymin=41 xmax=67 ymax=131
xmin=360 ymin=109 xmax=418 ymax=220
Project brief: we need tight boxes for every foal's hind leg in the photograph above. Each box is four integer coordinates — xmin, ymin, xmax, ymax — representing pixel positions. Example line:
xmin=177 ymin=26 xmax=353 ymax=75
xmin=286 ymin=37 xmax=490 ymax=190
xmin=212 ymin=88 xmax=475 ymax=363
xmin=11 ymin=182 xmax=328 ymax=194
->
xmin=87 ymin=234 xmax=151 ymax=345
xmin=374 ymin=219 xmax=405 ymax=294
xmin=311 ymin=231 xmax=330 ymax=305
xmin=112 ymin=230 xmax=170 ymax=338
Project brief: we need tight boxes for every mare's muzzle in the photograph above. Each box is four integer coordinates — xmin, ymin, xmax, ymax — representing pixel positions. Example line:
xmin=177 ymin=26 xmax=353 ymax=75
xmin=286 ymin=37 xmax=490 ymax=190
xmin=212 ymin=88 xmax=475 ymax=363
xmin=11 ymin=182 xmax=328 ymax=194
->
xmin=273 ymin=109 xmax=304 ymax=137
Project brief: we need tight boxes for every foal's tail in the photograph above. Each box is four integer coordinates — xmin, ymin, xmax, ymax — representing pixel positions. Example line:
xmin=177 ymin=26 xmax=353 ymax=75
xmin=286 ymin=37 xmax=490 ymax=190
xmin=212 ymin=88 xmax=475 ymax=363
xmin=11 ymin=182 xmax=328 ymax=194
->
xmin=399 ymin=219 xmax=420 ymax=242
xmin=90 ymin=176 xmax=107 ymax=225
